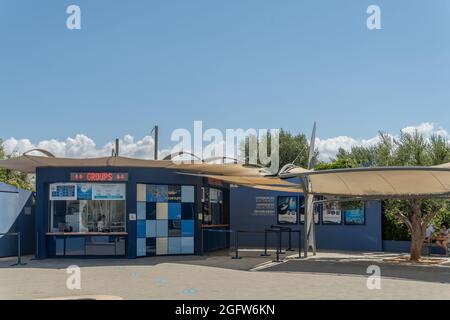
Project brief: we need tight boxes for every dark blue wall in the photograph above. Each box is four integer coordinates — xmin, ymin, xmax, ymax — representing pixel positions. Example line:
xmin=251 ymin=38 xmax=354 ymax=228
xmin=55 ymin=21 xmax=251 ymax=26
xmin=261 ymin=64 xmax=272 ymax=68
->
xmin=35 ymin=167 xmax=384 ymax=258
xmin=36 ymin=167 xmax=204 ymax=259
xmin=230 ymin=186 xmax=383 ymax=252
xmin=0 ymin=187 xmax=35 ymax=257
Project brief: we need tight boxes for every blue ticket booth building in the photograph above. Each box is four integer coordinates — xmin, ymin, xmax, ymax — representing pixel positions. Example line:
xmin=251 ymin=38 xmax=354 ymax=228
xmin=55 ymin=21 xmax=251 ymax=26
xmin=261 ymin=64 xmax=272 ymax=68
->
xmin=36 ymin=166 xmax=230 ymax=259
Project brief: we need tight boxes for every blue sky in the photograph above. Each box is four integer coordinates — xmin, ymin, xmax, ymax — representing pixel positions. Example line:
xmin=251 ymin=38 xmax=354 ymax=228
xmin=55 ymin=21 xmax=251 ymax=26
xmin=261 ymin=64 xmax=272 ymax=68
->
xmin=0 ymin=0 xmax=449 ymax=154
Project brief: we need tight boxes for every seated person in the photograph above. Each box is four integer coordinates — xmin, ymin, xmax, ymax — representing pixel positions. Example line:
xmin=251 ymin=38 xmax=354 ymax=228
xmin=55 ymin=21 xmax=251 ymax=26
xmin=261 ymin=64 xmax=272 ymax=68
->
xmin=97 ymin=215 xmax=106 ymax=232
xmin=435 ymin=223 xmax=449 ymax=255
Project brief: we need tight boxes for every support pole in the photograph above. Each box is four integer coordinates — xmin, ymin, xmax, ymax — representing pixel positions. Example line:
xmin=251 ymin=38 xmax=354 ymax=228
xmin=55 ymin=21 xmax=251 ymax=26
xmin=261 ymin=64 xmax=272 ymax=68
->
xmin=302 ymin=177 xmax=317 ymax=258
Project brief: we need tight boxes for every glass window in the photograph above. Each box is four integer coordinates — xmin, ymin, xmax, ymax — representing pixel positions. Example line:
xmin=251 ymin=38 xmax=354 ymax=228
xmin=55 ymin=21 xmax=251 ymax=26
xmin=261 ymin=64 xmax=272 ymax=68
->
xmin=201 ymin=187 xmax=224 ymax=225
xmin=49 ymin=200 xmax=126 ymax=233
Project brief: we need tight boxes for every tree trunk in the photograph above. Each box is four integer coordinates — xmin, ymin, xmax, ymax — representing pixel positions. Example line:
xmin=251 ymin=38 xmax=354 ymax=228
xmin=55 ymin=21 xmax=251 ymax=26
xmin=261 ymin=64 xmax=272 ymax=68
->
xmin=410 ymin=227 xmax=424 ymax=261
xmin=409 ymin=202 xmax=425 ymax=262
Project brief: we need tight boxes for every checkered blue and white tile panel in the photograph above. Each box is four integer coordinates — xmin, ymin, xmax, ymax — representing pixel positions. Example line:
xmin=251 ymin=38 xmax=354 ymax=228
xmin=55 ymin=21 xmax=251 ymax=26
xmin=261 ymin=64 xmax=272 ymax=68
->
xmin=136 ymin=184 xmax=195 ymax=256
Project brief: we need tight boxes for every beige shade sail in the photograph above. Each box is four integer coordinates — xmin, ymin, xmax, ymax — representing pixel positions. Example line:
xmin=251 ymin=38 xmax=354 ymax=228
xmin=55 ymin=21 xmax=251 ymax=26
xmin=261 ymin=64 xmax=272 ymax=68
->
xmin=238 ymin=184 xmax=302 ymax=193
xmin=301 ymin=165 xmax=450 ymax=198
xmin=435 ymin=162 xmax=450 ymax=169
xmin=177 ymin=173 xmax=302 ymax=191
xmin=0 ymin=155 xmax=301 ymax=192
xmin=0 ymin=155 xmax=265 ymax=175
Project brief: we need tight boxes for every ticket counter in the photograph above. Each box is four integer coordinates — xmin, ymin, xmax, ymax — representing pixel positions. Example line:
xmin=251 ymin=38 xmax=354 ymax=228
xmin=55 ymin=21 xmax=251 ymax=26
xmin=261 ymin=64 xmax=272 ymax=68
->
xmin=34 ymin=166 xmax=230 ymax=259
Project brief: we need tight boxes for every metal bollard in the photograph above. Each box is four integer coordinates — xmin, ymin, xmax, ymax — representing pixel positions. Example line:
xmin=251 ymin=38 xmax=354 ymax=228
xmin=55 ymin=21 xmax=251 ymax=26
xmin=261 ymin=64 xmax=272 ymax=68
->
xmin=273 ymin=230 xmax=281 ymax=263
xmin=11 ymin=232 xmax=26 ymax=266
xmin=278 ymin=230 xmax=284 ymax=255
xmin=231 ymin=231 xmax=241 ymax=259
xmin=200 ymin=228 xmax=204 ymax=256
xmin=260 ymin=229 xmax=270 ymax=257
xmin=35 ymin=231 xmax=38 ymax=259
xmin=286 ymin=228 xmax=294 ymax=251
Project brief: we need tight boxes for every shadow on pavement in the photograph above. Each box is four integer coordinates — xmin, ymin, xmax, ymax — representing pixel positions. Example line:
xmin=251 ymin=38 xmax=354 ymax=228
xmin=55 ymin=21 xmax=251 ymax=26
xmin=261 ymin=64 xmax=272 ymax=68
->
xmin=262 ymin=258 xmax=450 ymax=284
xmin=1 ymin=249 xmax=449 ymax=285
xmin=0 ymin=249 xmax=282 ymax=272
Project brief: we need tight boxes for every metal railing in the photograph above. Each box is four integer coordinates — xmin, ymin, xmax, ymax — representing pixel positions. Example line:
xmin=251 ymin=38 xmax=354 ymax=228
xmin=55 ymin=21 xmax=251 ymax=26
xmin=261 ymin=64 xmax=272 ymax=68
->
xmin=0 ymin=232 xmax=27 ymax=266
xmin=201 ymin=227 xmax=302 ymax=262
xmin=262 ymin=226 xmax=302 ymax=262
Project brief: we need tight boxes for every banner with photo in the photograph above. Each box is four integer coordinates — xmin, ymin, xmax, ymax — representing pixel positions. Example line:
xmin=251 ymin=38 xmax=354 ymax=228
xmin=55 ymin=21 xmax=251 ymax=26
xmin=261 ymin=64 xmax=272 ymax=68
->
xmin=277 ymin=196 xmax=298 ymax=224
xmin=322 ymin=201 xmax=342 ymax=225
xmin=344 ymin=206 xmax=365 ymax=225
xmin=92 ymin=184 xmax=126 ymax=200
xmin=299 ymin=198 xmax=320 ymax=224
xmin=77 ymin=184 xmax=93 ymax=200
xmin=49 ymin=183 xmax=77 ymax=201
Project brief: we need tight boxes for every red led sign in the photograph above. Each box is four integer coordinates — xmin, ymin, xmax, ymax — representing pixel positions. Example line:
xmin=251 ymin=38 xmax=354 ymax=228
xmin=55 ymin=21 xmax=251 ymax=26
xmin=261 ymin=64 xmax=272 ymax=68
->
xmin=70 ymin=172 xmax=128 ymax=182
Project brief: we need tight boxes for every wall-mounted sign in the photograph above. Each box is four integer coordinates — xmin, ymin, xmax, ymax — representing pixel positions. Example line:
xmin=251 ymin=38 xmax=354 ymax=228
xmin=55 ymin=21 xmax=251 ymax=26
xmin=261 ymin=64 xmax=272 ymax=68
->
xmin=322 ymin=202 xmax=342 ymax=225
xmin=50 ymin=183 xmax=77 ymax=201
xmin=92 ymin=184 xmax=126 ymax=200
xmin=206 ymin=177 xmax=224 ymax=187
xmin=277 ymin=196 xmax=298 ymax=224
xmin=168 ymin=185 xmax=182 ymax=202
xmin=50 ymin=183 xmax=126 ymax=201
xmin=253 ymin=196 xmax=275 ymax=216
xmin=77 ymin=184 xmax=93 ymax=200
xmin=24 ymin=207 xmax=32 ymax=215
xmin=344 ymin=207 xmax=365 ymax=225
xmin=129 ymin=213 xmax=137 ymax=221
xmin=71 ymin=172 xmax=128 ymax=182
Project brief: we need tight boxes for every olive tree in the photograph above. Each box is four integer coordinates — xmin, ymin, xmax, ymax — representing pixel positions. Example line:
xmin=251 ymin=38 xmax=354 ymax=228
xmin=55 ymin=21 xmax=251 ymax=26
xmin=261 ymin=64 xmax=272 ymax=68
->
xmin=332 ymin=130 xmax=450 ymax=261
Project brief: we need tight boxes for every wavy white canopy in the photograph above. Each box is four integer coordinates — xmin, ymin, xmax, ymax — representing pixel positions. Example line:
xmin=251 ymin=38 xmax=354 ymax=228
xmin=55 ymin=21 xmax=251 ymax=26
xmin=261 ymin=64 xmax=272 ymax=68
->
xmin=0 ymin=155 xmax=301 ymax=193
xmin=282 ymin=164 xmax=450 ymax=198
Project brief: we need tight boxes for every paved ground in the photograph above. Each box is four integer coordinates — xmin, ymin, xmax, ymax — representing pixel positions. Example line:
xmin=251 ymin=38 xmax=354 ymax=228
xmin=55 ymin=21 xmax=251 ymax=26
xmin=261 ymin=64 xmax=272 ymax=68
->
xmin=0 ymin=250 xmax=449 ymax=300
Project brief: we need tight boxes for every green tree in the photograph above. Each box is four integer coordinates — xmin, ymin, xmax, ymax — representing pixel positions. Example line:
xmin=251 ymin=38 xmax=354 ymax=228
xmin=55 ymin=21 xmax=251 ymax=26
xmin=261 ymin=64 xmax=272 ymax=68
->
xmin=240 ymin=129 xmax=316 ymax=172
xmin=325 ymin=130 xmax=449 ymax=261
xmin=277 ymin=129 xmax=315 ymax=169
xmin=315 ymin=157 xmax=356 ymax=170
xmin=0 ymin=139 xmax=34 ymax=191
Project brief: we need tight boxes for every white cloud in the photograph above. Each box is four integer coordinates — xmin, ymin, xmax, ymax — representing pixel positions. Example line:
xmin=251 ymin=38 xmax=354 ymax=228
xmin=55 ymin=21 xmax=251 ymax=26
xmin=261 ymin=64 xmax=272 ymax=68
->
xmin=401 ymin=122 xmax=448 ymax=137
xmin=315 ymin=122 xmax=449 ymax=162
xmin=315 ymin=135 xmax=381 ymax=162
xmin=2 ymin=122 xmax=449 ymax=162
xmin=2 ymin=134 xmax=156 ymax=159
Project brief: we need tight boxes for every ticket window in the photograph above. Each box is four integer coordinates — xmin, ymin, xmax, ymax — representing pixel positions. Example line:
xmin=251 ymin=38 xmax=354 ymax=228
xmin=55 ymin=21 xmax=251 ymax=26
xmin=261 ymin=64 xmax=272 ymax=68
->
xmin=49 ymin=183 xmax=126 ymax=233
xmin=50 ymin=200 xmax=126 ymax=233
xmin=201 ymin=187 xmax=224 ymax=225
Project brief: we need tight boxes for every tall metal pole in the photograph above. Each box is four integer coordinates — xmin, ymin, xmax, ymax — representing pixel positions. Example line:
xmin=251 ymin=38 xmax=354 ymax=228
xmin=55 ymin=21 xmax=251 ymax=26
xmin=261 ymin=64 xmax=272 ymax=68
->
xmin=302 ymin=122 xmax=317 ymax=258
xmin=153 ymin=125 xmax=159 ymax=160
xmin=115 ymin=138 xmax=120 ymax=157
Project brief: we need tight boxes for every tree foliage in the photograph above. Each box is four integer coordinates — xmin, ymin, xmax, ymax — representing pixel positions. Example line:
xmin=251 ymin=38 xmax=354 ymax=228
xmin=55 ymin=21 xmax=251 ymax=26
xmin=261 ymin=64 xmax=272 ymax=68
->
xmin=321 ymin=130 xmax=450 ymax=260
xmin=0 ymin=139 xmax=34 ymax=191
xmin=240 ymin=129 xmax=316 ymax=172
